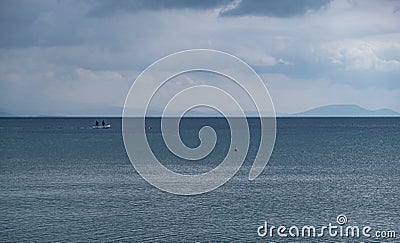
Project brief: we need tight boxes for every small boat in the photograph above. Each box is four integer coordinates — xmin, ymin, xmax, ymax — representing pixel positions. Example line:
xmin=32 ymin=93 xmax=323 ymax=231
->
xmin=92 ymin=124 xmax=111 ymax=129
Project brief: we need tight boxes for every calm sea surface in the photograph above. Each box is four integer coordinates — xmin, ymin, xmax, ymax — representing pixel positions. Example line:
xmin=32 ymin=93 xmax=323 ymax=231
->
xmin=1 ymin=118 xmax=399 ymax=242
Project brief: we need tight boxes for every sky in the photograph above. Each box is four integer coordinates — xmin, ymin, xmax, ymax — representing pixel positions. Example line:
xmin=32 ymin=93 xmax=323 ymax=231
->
xmin=0 ymin=0 xmax=399 ymax=116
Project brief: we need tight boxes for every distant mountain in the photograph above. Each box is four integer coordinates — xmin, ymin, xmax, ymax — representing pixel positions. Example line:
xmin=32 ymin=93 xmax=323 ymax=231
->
xmin=144 ymin=109 xmax=279 ymax=117
xmin=144 ymin=109 xmax=213 ymax=117
xmin=19 ymin=104 xmax=123 ymax=117
xmin=293 ymin=104 xmax=400 ymax=117
xmin=4 ymin=104 xmax=398 ymax=117
xmin=0 ymin=112 xmax=15 ymax=117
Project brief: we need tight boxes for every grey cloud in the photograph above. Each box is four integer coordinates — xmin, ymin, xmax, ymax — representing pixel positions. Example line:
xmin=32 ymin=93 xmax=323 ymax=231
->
xmin=0 ymin=0 xmax=331 ymax=49
xmin=0 ymin=0 xmax=89 ymax=48
xmin=88 ymin=0 xmax=331 ymax=18
xmin=88 ymin=0 xmax=231 ymax=17
xmin=219 ymin=0 xmax=331 ymax=17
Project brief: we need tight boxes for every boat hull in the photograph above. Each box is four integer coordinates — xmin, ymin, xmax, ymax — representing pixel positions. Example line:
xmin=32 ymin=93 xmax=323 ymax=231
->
xmin=92 ymin=124 xmax=111 ymax=129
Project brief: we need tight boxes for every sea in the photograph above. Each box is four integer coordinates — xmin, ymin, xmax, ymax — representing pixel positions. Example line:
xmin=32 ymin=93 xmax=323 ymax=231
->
xmin=1 ymin=117 xmax=399 ymax=242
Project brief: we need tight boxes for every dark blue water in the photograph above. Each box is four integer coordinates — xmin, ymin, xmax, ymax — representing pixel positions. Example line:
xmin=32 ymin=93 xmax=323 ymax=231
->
xmin=1 ymin=118 xmax=399 ymax=241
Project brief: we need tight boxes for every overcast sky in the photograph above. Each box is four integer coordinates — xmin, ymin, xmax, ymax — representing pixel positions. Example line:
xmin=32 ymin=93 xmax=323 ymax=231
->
xmin=0 ymin=0 xmax=399 ymax=116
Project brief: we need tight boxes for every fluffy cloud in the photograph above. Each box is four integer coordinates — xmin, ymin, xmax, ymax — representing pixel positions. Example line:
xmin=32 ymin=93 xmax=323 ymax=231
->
xmin=320 ymin=36 xmax=400 ymax=72
xmin=219 ymin=0 xmax=331 ymax=17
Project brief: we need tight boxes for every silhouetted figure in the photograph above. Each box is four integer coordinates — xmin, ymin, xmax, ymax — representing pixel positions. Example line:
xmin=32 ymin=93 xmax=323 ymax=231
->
xmin=102 ymin=120 xmax=105 ymax=128
xmin=95 ymin=120 xmax=99 ymax=127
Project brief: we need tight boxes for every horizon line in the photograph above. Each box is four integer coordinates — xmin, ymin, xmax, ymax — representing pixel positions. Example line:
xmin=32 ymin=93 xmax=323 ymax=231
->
xmin=1 ymin=115 xmax=400 ymax=118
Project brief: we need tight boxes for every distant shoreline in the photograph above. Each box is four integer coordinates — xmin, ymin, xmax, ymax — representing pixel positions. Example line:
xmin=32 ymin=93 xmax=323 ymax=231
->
xmin=1 ymin=116 xmax=399 ymax=119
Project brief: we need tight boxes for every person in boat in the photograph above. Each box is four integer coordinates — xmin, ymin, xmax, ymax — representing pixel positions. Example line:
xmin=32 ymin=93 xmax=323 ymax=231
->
xmin=102 ymin=120 xmax=105 ymax=127
xmin=95 ymin=120 xmax=99 ymax=127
